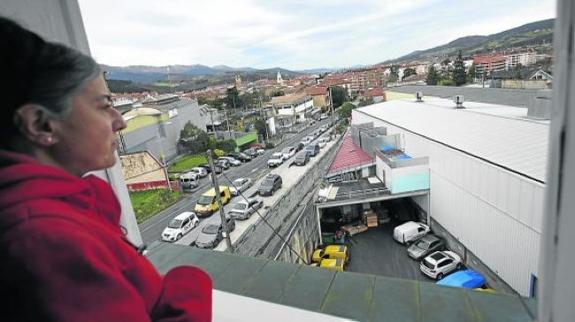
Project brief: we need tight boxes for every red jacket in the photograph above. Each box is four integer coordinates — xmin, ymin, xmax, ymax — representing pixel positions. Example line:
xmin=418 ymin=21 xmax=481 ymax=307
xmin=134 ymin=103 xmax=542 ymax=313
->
xmin=0 ymin=151 xmax=212 ymax=321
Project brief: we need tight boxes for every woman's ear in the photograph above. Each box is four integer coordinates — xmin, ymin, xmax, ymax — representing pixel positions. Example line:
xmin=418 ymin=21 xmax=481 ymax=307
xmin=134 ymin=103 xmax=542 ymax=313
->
xmin=13 ymin=104 xmax=59 ymax=146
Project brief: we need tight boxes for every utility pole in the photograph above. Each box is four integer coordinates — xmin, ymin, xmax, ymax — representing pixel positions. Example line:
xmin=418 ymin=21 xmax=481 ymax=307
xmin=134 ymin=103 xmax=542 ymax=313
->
xmin=329 ymin=86 xmax=335 ymax=121
xmin=207 ymin=150 xmax=234 ymax=253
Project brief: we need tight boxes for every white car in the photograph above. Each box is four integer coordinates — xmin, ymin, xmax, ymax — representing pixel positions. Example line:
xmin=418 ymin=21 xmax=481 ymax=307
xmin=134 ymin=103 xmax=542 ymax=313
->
xmin=317 ymin=137 xmax=327 ymax=148
xmin=190 ymin=167 xmax=208 ymax=178
xmin=420 ymin=251 xmax=462 ymax=280
xmin=301 ymin=136 xmax=313 ymax=146
xmin=256 ymin=148 xmax=265 ymax=155
xmin=161 ymin=212 xmax=200 ymax=242
xmin=228 ymin=198 xmax=263 ymax=220
xmin=267 ymin=152 xmax=284 ymax=168
xmin=179 ymin=172 xmax=199 ymax=191
xmin=281 ymin=146 xmax=296 ymax=160
xmin=229 ymin=177 xmax=253 ymax=196
xmin=218 ymin=156 xmax=241 ymax=166
xmin=393 ymin=221 xmax=430 ymax=244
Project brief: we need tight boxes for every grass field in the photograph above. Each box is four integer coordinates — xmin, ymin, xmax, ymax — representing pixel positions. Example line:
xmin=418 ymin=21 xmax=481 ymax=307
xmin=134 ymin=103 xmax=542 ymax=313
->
xmin=168 ymin=154 xmax=208 ymax=173
xmin=129 ymin=189 xmax=182 ymax=223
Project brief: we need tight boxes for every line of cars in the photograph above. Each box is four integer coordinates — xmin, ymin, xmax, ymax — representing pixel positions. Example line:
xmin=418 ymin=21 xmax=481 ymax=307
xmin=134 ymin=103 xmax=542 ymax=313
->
xmin=267 ymin=125 xmax=332 ymax=168
xmin=393 ymin=221 xmax=491 ymax=291
xmin=178 ymin=148 xmax=265 ymax=191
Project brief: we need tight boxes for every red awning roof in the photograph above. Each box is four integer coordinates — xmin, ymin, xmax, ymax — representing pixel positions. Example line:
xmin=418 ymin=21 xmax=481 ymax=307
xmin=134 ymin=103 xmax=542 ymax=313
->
xmin=328 ymin=132 xmax=374 ymax=175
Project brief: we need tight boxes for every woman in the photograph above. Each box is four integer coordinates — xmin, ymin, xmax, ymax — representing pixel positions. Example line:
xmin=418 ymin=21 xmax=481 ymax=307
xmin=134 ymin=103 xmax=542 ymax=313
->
xmin=0 ymin=17 xmax=212 ymax=321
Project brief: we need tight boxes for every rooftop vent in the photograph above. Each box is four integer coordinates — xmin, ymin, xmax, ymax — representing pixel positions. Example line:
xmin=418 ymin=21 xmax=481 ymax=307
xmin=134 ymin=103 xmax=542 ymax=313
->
xmin=453 ymin=95 xmax=465 ymax=109
xmin=415 ymin=92 xmax=423 ymax=102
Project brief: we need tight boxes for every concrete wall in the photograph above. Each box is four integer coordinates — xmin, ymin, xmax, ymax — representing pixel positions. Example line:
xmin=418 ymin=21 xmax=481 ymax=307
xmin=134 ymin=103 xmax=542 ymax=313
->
xmin=233 ymin=135 xmax=343 ymax=261
xmin=352 ymin=110 xmax=544 ymax=296
xmin=120 ymin=151 xmax=166 ymax=187
xmin=502 ymin=80 xmax=549 ymax=90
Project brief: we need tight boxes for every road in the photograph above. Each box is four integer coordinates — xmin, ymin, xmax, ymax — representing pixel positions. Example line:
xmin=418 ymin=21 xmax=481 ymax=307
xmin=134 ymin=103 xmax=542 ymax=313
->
xmin=139 ymin=118 xmax=333 ymax=245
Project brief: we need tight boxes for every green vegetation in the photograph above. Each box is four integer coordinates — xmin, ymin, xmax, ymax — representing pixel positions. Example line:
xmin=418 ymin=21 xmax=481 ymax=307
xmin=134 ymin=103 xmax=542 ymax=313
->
xmin=452 ymin=51 xmax=467 ymax=86
xmin=331 ymin=86 xmax=349 ymax=108
xmin=426 ymin=66 xmax=439 ymax=85
xmin=337 ymin=102 xmax=356 ymax=124
xmin=130 ymin=189 xmax=182 ymax=223
xmin=168 ymin=154 xmax=207 ymax=172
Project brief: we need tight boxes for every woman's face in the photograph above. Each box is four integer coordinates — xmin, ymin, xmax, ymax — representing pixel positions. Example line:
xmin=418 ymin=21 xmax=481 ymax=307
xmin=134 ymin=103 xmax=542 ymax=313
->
xmin=50 ymin=74 xmax=126 ymax=176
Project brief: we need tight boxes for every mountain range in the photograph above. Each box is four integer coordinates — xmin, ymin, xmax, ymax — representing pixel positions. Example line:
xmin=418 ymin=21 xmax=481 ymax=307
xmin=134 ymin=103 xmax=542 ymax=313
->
xmin=103 ymin=18 xmax=554 ymax=85
xmin=383 ymin=18 xmax=554 ymax=64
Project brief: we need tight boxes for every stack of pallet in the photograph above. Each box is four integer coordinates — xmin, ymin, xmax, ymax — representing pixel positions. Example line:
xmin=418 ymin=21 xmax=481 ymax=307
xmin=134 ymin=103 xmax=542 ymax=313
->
xmin=341 ymin=223 xmax=368 ymax=236
xmin=364 ymin=210 xmax=378 ymax=228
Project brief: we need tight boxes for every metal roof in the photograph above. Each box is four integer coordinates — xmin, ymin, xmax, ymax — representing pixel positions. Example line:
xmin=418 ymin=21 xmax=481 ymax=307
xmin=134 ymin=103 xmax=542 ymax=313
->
xmin=327 ymin=132 xmax=374 ymax=176
xmin=354 ymin=97 xmax=549 ymax=183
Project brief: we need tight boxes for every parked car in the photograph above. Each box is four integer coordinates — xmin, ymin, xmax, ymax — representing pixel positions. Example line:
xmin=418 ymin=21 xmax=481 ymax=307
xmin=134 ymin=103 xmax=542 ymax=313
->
xmin=229 ymin=177 xmax=253 ymax=196
xmin=407 ymin=234 xmax=445 ymax=260
xmin=190 ymin=167 xmax=208 ymax=178
xmin=228 ymin=198 xmax=263 ymax=220
xmin=317 ymin=137 xmax=328 ymax=148
xmin=194 ymin=186 xmax=231 ymax=217
xmin=436 ymin=269 xmax=486 ymax=289
xmin=228 ymin=152 xmax=251 ymax=162
xmin=295 ymin=142 xmax=305 ymax=152
xmin=256 ymin=148 xmax=265 ymax=155
xmin=258 ymin=174 xmax=282 ymax=196
xmin=218 ymin=156 xmax=241 ymax=167
xmin=243 ymin=148 xmax=258 ymax=158
xmin=198 ymin=165 xmax=212 ymax=174
xmin=319 ymin=258 xmax=345 ymax=272
xmin=294 ymin=152 xmax=309 ymax=166
xmin=305 ymin=143 xmax=320 ymax=157
xmin=320 ymin=113 xmax=329 ymax=120
xmin=420 ymin=250 xmax=462 ymax=280
xmin=393 ymin=221 xmax=430 ymax=244
xmin=193 ymin=216 xmax=236 ymax=249
xmin=301 ymin=136 xmax=313 ymax=146
xmin=161 ymin=212 xmax=199 ymax=242
xmin=179 ymin=172 xmax=199 ymax=191
xmin=312 ymin=245 xmax=349 ymax=264
xmin=267 ymin=152 xmax=284 ymax=168
xmin=212 ymin=164 xmax=223 ymax=174
xmin=281 ymin=146 xmax=296 ymax=160
xmin=216 ymin=159 xmax=230 ymax=169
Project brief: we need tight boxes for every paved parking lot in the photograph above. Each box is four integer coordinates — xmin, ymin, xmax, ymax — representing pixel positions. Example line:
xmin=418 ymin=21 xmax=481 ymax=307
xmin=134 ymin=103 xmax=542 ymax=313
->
xmin=346 ymin=222 xmax=429 ymax=282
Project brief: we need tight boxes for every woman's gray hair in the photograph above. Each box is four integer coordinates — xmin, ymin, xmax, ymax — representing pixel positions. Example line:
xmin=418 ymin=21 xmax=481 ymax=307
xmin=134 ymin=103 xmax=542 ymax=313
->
xmin=0 ymin=16 xmax=101 ymax=147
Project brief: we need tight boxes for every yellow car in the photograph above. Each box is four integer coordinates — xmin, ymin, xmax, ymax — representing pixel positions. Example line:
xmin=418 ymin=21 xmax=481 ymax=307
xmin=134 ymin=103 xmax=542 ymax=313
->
xmin=194 ymin=186 xmax=231 ymax=217
xmin=312 ymin=244 xmax=349 ymax=264
xmin=319 ymin=258 xmax=345 ymax=272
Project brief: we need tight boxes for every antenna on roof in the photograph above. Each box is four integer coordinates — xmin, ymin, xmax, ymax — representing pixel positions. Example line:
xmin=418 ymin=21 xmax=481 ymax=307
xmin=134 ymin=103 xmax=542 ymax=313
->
xmin=453 ymin=95 xmax=464 ymax=109
xmin=415 ymin=92 xmax=423 ymax=102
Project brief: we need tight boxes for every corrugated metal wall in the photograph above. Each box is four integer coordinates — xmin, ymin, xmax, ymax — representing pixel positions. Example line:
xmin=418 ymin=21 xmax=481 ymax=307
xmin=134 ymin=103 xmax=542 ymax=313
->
xmin=352 ymin=110 xmax=544 ymax=296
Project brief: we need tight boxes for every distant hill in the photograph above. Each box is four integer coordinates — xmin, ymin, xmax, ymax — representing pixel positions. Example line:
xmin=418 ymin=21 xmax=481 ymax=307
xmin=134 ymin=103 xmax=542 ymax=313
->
xmin=102 ymin=64 xmax=303 ymax=84
xmin=384 ymin=18 xmax=554 ymax=64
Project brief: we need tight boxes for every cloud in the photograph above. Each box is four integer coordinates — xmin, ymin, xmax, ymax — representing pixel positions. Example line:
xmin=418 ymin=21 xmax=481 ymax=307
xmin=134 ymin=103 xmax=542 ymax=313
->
xmin=78 ymin=0 xmax=556 ymax=69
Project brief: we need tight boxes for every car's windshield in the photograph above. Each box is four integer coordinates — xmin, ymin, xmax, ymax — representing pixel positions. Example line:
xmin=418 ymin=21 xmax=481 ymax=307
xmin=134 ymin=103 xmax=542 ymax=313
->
xmin=233 ymin=179 xmax=244 ymax=186
xmin=414 ymin=240 xmax=429 ymax=249
xmin=202 ymin=224 xmax=219 ymax=234
xmin=232 ymin=203 xmax=247 ymax=211
xmin=167 ymin=219 xmax=182 ymax=229
xmin=261 ymin=179 xmax=274 ymax=187
xmin=197 ymin=195 xmax=214 ymax=205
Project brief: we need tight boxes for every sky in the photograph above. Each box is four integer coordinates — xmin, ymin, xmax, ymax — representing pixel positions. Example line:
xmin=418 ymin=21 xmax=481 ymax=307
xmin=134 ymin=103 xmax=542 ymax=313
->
xmin=78 ymin=0 xmax=556 ymax=70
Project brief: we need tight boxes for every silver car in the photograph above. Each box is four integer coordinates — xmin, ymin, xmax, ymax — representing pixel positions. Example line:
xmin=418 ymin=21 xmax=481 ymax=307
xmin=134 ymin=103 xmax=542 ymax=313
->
xmin=407 ymin=234 xmax=445 ymax=260
xmin=228 ymin=198 xmax=263 ymax=220
xmin=229 ymin=177 xmax=253 ymax=196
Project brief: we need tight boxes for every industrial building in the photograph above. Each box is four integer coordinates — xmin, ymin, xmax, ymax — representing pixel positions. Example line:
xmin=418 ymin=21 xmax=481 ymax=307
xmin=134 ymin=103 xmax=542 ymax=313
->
xmin=346 ymin=95 xmax=549 ymax=296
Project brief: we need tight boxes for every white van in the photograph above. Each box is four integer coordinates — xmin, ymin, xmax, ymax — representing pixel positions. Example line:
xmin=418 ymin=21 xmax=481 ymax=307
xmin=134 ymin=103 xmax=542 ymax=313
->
xmin=393 ymin=221 xmax=430 ymax=244
xmin=161 ymin=212 xmax=200 ymax=242
xmin=179 ymin=172 xmax=199 ymax=191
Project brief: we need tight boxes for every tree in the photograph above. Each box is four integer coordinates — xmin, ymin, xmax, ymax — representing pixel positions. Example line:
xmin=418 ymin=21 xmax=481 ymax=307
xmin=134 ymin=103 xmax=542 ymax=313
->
xmin=337 ymin=102 xmax=356 ymax=123
xmin=270 ymin=89 xmax=285 ymax=97
xmin=452 ymin=50 xmax=467 ymax=86
xmin=179 ymin=122 xmax=209 ymax=154
xmin=254 ymin=119 xmax=268 ymax=139
xmin=388 ymin=65 xmax=400 ymax=83
xmin=402 ymin=68 xmax=416 ymax=80
xmin=330 ymin=86 xmax=349 ymax=108
xmin=467 ymin=63 xmax=476 ymax=83
xmin=426 ymin=66 xmax=439 ymax=85
xmin=225 ymin=86 xmax=240 ymax=109
xmin=358 ymin=97 xmax=374 ymax=107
